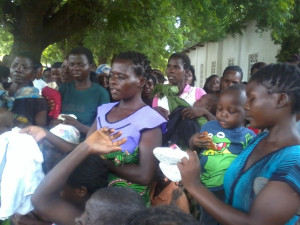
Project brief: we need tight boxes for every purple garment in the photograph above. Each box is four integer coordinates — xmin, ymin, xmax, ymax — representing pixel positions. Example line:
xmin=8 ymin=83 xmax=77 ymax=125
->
xmin=97 ymin=102 xmax=167 ymax=154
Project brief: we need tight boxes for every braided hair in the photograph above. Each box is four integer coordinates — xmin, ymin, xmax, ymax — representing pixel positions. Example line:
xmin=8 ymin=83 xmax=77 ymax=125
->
xmin=152 ymin=69 xmax=166 ymax=84
xmin=112 ymin=51 xmax=152 ymax=79
xmin=250 ymin=63 xmax=300 ymax=113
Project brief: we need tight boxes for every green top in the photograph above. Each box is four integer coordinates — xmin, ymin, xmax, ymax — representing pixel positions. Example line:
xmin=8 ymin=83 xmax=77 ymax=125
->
xmin=59 ymin=82 xmax=110 ymax=127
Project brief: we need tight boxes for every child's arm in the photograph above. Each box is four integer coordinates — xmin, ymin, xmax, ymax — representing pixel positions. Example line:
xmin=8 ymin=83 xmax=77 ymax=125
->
xmin=178 ymin=151 xmax=300 ymax=225
xmin=61 ymin=115 xmax=90 ymax=135
xmin=107 ymin=127 xmax=162 ymax=186
xmin=20 ymin=126 xmax=76 ymax=153
xmin=181 ymin=106 xmax=216 ymax=121
xmin=31 ymin=128 xmax=126 ymax=225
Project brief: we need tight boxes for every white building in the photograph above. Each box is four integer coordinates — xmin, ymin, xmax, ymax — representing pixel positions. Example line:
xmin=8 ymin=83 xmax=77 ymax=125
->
xmin=183 ymin=21 xmax=281 ymax=87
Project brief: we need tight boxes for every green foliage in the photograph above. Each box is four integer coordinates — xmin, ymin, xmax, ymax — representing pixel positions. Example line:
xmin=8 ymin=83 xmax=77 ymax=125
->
xmin=0 ymin=0 xmax=299 ymax=66
xmin=0 ymin=27 xmax=13 ymax=57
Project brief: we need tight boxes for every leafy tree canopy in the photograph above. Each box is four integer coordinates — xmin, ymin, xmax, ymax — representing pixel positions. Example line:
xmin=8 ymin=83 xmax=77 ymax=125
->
xmin=0 ymin=0 xmax=299 ymax=68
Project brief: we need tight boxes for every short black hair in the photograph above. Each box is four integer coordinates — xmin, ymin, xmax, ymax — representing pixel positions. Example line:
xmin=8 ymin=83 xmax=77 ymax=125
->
xmin=169 ymin=53 xmax=191 ymax=70
xmin=67 ymin=155 xmax=108 ymax=194
xmin=69 ymin=47 xmax=94 ymax=65
xmin=14 ymin=51 xmax=40 ymax=70
xmin=250 ymin=62 xmax=266 ymax=75
xmin=112 ymin=51 xmax=152 ymax=79
xmin=221 ymin=84 xmax=247 ymax=106
xmin=87 ymin=187 xmax=146 ymax=225
xmin=223 ymin=65 xmax=243 ymax=81
xmin=250 ymin=63 xmax=300 ymax=113
xmin=124 ymin=205 xmax=200 ymax=225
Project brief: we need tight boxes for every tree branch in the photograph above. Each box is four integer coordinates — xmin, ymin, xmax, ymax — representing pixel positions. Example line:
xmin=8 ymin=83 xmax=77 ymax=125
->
xmin=41 ymin=0 xmax=104 ymax=46
xmin=0 ymin=0 xmax=17 ymax=29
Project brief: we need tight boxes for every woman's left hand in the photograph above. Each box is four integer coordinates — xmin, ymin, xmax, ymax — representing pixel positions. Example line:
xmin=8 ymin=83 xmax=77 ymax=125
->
xmin=178 ymin=150 xmax=202 ymax=190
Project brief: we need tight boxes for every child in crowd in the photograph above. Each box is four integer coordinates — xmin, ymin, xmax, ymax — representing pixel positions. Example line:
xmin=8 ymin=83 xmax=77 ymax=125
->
xmin=181 ymin=66 xmax=243 ymax=124
xmin=87 ymin=51 xmax=166 ymax=203
xmin=58 ymin=47 xmax=110 ymax=137
xmin=181 ymin=93 xmax=219 ymax=124
xmin=43 ymin=68 xmax=58 ymax=90
xmin=150 ymin=168 xmax=190 ymax=213
xmin=203 ymin=74 xmax=220 ymax=94
xmin=189 ymin=84 xmax=255 ymax=225
xmin=179 ymin=63 xmax=300 ymax=225
xmin=8 ymin=52 xmax=48 ymax=126
xmin=152 ymin=53 xmax=206 ymax=119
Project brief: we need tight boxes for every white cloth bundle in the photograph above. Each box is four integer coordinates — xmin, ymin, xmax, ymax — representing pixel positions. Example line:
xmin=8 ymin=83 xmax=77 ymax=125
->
xmin=0 ymin=128 xmax=44 ymax=219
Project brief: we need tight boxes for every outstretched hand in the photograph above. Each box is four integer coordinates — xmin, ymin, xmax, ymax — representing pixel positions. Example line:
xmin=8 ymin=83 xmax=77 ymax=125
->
xmin=19 ymin=126 xmax=47 ymax=142
xmin=85 ymin=127 xmax=127 ymax=155
xmin=177 ymin=150 xmax=201 ymax=190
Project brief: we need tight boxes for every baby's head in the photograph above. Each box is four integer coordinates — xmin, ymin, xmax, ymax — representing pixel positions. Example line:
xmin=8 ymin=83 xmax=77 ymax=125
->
xmin=60 ymin=155 xmax=109 ymax=209
xmin=75 ymin=187 xmax=145 ymax=225
xmin=194 ymin=93 xmax=219 ymax=116
xmin=216 ymin=84 xmax=247 ymax=129
xmin=0 ymin=108 xmax=14 ymax=135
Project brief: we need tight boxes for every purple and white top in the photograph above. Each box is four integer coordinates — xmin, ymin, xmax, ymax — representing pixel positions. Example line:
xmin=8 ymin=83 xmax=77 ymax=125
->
xmin=96 ymin=102 xmax=167 ymax=154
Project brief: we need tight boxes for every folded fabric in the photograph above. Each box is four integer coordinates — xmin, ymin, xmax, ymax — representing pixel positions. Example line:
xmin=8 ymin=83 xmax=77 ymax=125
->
xmin=50 ymin=124 xmax=80 ymax=144
xmin=0 ymin=128 xmax=44 ymax=219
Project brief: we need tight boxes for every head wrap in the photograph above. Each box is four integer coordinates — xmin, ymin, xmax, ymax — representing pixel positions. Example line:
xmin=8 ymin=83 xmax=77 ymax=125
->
xmin=96 ymin=64 xmax=111 ymax=75
xmin=50 ymin=124 xmax=80 ymax=144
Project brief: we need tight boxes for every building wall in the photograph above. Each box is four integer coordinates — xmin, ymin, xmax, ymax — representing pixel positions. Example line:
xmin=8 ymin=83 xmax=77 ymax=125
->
xmin=186 ymin=21 xmax=281 ymax=87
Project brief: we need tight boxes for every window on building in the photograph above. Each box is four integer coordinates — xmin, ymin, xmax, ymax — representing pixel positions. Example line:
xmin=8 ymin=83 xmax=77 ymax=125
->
xmin=211 ymin=61 xmax=216 ymax=74
xmin=248 ymin=53 xmax=259 ymax=79
xmin=228 ymin=58 xmax=235 ymax=66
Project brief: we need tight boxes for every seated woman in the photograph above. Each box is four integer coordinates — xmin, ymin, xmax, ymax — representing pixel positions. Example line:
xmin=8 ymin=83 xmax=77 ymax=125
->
xmin=87 ymin=51 xmax=167 ymax=203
